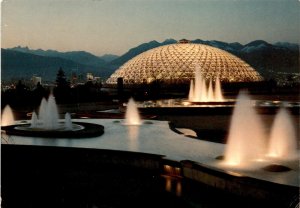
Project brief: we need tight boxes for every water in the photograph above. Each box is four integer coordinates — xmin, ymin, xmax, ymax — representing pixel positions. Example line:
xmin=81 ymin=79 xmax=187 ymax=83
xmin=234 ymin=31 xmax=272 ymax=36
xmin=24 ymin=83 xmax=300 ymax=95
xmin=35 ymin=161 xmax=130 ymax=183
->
xmin=214 ymin=76 xmax=223 ymax=101
xmin=30 ymin=95 xmax=75 ymax=131
xmin=207 ymin=78 xmax=214 ymax=101
xmin=44 ymin=95 xmax=59 ymax=130
xmin=267 ymin=107 xmax=298 ymax=160
xmin=124 ymin=98 xmax=142 ymax=125
xmin=1 ymin=105 xmax=15 ymax=126
xmin=30 ymin=112 xmax=38 ymax=128
xmin=124 ymin=98 xmax=141 ymax=150
xmin=224 ymin=91 xmax=267 ymax=166
xmin=193 ymin=66 xmax=202 ymax=102
xmin=65 ymin=113 xmax=73 ymax=130
xmin=188 ymin=80 xmax=194 ymax=101
xmin=38 ymin=98 xmax=47 ymax=123
xmin=188 ymin=66 xmax=223 ymax=102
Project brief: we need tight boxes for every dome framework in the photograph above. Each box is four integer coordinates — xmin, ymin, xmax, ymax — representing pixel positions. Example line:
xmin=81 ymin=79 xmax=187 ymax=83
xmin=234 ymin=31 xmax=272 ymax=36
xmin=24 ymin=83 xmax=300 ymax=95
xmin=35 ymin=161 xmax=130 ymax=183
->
xmin=106 ymin=42 xmax=263 ymax=85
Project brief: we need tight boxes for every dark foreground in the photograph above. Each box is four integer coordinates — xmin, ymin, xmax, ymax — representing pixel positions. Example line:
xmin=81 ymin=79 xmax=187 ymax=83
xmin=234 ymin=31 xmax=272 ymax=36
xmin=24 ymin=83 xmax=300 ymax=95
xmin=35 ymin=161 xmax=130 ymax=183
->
xmin=2 ymin=144 xmax=297 ymax=208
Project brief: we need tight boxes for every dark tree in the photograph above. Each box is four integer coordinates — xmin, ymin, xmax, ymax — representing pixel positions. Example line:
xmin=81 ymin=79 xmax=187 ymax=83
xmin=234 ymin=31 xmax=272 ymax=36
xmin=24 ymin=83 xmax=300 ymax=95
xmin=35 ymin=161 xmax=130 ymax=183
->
xmin=56 ymin=67 xmax=70 ymax=88
xmin=54 ymin=67 xmax=71 ymax=103
xmin=16 ymin=80 xmax=27 ymax=94
xmin=32 ymin=82 xmax=48 ymax=107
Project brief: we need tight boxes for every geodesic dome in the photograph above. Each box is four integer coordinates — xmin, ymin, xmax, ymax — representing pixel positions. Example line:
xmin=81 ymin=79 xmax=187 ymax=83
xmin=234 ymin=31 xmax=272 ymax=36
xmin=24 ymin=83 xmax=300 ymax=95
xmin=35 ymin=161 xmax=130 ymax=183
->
xmin=106 ymin=42 xmax=263 ymax=85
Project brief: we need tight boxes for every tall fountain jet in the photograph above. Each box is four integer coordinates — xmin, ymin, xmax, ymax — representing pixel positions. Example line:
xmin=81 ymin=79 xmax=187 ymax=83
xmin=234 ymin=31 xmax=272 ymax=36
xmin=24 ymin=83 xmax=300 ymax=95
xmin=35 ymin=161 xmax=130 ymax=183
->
xmin=188 ymin=80 xmax=194 ymax=101
xmin=214 ymin=76 xmax=223 ymax=101
xmin=44 ymin=94 xmax=59 ymax=130
xmin=124 ymin=98 xmax=142 ymax=125
xmin=30 ymin=94 xmax=73 ymax=130
xmin=267 ymin=106 xmax=298 ymax=160
xmin=124 ymin=98 xmax=141 ymax=150
xmin=224 ymin=91 xmax=267 ymax=166
xmin=1 ymin=105 xmax=15 ymax=126
xmin=188 ymin=66 xmax=223 ymax=102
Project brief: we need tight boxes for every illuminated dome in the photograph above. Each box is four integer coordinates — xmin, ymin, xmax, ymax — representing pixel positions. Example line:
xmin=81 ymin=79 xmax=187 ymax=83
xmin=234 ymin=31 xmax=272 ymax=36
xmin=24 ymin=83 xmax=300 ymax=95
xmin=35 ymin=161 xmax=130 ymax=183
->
xmin=106 ymin=41 xmax=263 ymax=85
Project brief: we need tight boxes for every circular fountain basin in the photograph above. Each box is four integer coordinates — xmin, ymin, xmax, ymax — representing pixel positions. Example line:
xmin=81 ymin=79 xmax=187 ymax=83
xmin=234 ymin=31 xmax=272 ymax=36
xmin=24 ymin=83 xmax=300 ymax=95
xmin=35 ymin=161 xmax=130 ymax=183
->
xmin=116 ymin=120 xmax=154 ymax=126
xmin=2 ymin=122 xmax=104 ymax=138
xmin=262 ymin=164 xmax=292 ymax=172
xmin=15 ymin=123 xmax=85 ymax=132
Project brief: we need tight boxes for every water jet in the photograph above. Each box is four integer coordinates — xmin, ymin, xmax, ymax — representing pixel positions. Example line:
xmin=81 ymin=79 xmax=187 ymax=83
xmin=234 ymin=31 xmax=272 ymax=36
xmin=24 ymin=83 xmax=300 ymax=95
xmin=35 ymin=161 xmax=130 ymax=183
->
xmin=188 ymin=66 xmax=224 ymax=103
xmin=1 ymin=105 xmax=15 ymax=126
xmin=124 ymin=98 xmax=142 ymax=125
xmin=2 ymin=95 xmax=104 ymax=138
xmin=224 ymin=91 xmax=267 ymax=166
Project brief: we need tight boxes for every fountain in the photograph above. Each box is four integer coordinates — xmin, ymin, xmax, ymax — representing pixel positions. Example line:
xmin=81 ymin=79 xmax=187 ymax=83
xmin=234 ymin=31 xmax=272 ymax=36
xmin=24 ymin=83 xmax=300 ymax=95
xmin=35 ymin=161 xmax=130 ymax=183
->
xmin=224 ymin=91 xmax=267 ymax=166
xmin=133 ymin=66 xmax=237 ymax=112
xmin=65 ymin=113 xmax=73 ymax=131
xmin=223 ymin=90 xmax=299 ymax=168
xmin=188 ymin=66 xmax=224 ymax=102
xmin=30 ymin=112 xmax=38 ymax=128
xmin=2 ymin=94 xmax=104 ymax=138
xmin=122 ymin=98 xmax=152 ymax=147
xmin=214 ymin=76 xmax=223 ymax=101
xmin=123 ymin=98 xmax=142 ymax=147
xmin=27 ymin=94 xmax=76 ymax=131
xmin=124 ymin=98 xmax=142 ymax=125
xmin=267 ymin=106 xmax=298 ymax=160
xmin=43 ymin=95 xmax=59 ymax=130
xmin=1 ymin=105 xmax=15 ymax=126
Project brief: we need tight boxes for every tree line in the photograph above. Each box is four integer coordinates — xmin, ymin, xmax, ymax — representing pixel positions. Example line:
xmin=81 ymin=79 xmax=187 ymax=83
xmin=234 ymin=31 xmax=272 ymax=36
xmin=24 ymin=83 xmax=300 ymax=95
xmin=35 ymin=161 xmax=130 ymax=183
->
xmin=1 ymin=68 xmax=112 ymax=109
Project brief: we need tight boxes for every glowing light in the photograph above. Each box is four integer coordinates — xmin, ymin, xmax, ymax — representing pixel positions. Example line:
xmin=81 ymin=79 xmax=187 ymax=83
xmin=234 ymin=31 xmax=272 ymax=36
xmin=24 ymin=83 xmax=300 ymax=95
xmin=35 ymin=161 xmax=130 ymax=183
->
xmin=182 ymin=101 xmax=190 ymax=106
xmin=165 ymin=177 xmax=172 ymax=192
xmin=189 ymin=66 xmax=224 ymax=102
xmin=224 ymin=91 xmax=267 ymax=166
xmin=1 ymin=105 xmax=15 ymax=126
xmin=255 ymin=158 xmax=266 ymax=162
xmin=267 ymin=107 xmax=298 ymax=160
xmin=124 ymin=98 xmax=142 ymax=125
xmin=176 ymin=181 xmax=182 ymax=197
xmin=163 ymin=165 xmax=181 ymax=177
xmin=107 ymin=42 xmax=263 ymax=85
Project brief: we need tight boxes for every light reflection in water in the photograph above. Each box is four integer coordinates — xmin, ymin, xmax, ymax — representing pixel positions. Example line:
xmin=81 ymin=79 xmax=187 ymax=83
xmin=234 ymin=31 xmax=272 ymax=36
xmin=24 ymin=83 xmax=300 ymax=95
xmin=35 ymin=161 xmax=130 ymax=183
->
xmin=165 ymin=176 xmax=172 ymax=192
xmin=127 ymin=125 xmax=139 ymax=151
xmin=164 ymin=176 xmax=182 ymax=197
xmin=176 ymin=180 xmax=182 ymax=197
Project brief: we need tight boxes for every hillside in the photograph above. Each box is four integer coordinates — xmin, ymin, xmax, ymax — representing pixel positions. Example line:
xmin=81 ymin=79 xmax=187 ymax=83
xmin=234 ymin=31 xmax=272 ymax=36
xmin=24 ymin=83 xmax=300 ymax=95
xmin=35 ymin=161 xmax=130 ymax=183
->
xmin=2 ymin=39 xmax=299 ymax=82
xmin=1 ymin=49 xmax=113 ymax=81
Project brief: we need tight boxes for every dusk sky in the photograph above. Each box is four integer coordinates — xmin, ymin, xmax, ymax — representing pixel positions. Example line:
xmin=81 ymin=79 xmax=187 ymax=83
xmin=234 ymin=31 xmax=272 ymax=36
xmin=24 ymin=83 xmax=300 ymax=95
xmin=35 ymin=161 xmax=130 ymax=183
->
xmin=1 ymin=0 xmax=299 ymax=56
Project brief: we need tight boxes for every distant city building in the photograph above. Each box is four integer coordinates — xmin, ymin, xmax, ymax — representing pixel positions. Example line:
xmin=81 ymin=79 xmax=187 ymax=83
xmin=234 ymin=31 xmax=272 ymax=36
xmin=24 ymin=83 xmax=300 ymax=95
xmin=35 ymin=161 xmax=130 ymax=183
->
xmin=86 ymin=73 xmax=94 ymax=81
xmin=77 ymin=74 xmax=85 ymax=84
xmin=31 ymin=76 xmax=42 ymax=85
xmin=71 ymin=72 xmax=78 ymax=86
xmin=93 ymin=77 xmax=101 ymax=83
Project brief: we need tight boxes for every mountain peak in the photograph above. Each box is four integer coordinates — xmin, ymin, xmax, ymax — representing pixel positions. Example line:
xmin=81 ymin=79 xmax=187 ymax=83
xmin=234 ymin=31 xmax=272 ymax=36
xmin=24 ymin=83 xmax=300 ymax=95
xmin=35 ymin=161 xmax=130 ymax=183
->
xmin=162 ymin=38 xmax=177 ymax=45
xmin=245 ymin=40 xmax=270 ymax=47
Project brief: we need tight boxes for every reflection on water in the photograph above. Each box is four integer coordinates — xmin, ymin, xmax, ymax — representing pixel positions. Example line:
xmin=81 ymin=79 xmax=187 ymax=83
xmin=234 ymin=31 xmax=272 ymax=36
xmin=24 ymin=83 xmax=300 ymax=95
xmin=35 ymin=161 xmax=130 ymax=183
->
xmin=176 ymin=180 xmax=182 ymax=197
xmin=165 ymin=176 xmax=172 ymax=192
xmin=127 ymin=125 xmax=139 ymax=151
xmin=163 ymin=176 xmax=182 ymax=197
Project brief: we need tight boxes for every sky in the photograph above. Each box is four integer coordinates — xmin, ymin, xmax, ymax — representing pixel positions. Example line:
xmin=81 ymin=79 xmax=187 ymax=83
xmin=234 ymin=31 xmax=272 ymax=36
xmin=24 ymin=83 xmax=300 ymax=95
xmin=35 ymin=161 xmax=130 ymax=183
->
xmin=1 ymin=0 xmax=299 ymax=56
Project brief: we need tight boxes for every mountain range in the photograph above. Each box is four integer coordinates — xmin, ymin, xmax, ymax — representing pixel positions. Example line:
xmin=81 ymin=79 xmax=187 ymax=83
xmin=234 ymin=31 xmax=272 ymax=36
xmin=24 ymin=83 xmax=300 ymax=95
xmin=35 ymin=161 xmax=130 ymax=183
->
xmin=1 ymin=39 xmax=299 ymax=82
